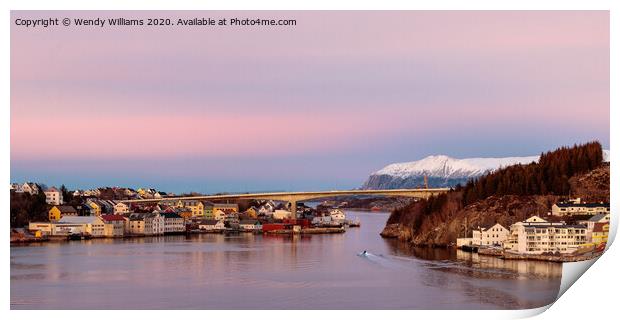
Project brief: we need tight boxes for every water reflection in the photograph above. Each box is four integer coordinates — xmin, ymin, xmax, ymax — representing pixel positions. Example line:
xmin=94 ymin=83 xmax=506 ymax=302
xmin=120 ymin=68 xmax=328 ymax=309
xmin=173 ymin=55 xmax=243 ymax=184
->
xmin=11 ymin=211 xmax=561 ymax=310
xmin=384 ymin=239 xmax=562 ymax=280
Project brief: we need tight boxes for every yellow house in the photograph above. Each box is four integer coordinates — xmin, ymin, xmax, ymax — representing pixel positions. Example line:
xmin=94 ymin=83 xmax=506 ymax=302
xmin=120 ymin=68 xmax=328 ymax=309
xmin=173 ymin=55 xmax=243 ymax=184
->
xmin=245 ymin=207 xmax=258 ymax=219
xmin=214 ymin=209 xmax=227 ymax=221
xmin=87 ymin=200 xmax=102 ymax=216
xmin=592 ymin=223 xmax=609 ymax=245
xmin=181 ymin=200 xmax=204 ymax=218
xmin=49 ymin=205 xmax=78 ymax=221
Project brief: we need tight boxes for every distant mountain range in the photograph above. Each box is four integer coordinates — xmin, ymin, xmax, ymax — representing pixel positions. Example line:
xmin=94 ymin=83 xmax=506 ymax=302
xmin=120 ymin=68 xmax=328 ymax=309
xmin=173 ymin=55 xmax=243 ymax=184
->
xmin=362 ymin=150 xmax=610 ymax=189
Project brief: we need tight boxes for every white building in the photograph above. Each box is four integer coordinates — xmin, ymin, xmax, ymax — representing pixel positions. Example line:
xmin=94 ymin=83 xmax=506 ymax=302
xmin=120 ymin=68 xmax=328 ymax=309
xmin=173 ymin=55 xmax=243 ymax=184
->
xmin=312 ymin=215 xmax=334 ymax=226
xmin=113 ymin=202 xmax=130 ymax=215
xmin=101 ymin=214 xmax=127 ymax=237
xmin=551 ymin=199 xmax=610 ymax=216
xmin=10 ymin=183 xmax=24 ymax=193
xmin=44 ymin=187 xmax=63 ymax=205
xmin=329 ymin=209 xmax=346 ymax=224
xmin=22 ymin=182 xmax=40 ymax=195
xmin=273 ymin=209 xmax=292 ymax=220
xmin=57 ymin=216 xmax=106 ymax=237
xmin=144 ymin=212 xmax=164 ymax=235
xmin=471 ymin=223 xmax=509 ymax=247
xmin=214 ymin=209 xmax=227 ymax=221
xmin=239 ymin=220 xmax=262 ymax=231
xmin=504 ymin=216 xmax=587 ymax=254
xmin=162 ymin=212 xmax=185 ymax=233
xmin=199 ymin=219 xmax=226 ymax=231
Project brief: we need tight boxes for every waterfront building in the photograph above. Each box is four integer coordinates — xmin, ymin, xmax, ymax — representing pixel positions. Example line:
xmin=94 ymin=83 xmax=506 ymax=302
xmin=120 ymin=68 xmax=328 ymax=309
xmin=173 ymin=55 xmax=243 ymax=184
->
xmin=28 ymin=222 xmax=54 ymax=236
xmin=213 ymin=203 xmax=239 ymax=214
xmin=551 ymin=199 xmax=610 ymax=216
xmin=58 ymin=216 xmax=106 ymax=237
xmin=135 ymin=212 xmax=164 ymax=235
xmin=583 ymin=213 xmax=610 ymax=241
xmin=128 ymin=216 xmax=146 ymax=235
xmin=456 ymin=237 xmax=473 ymax=248
xmin=181 ymin=200 xmax=204 ymax=218
xmin=239 ymin=219 xmax=262 ymax=231
xmin=504 ymin=216 xmax=587 ymax=254
xmin=162 ymin=212 xmax=185 ymax=234
xmin=48 ymin=205 xmax=78 ymax=221
xmin=312 ymin=215 xmax=332 ymax=226
xmin=101 ymin=214 xmax=126 ymax=237
xmin=329 ymin=209 xmax=346 ymax=224
xmin=199 ymin=219 xmax=225 ymax=231
xmin=44 ymin=187 xmax=63 ymax=205
xmin=273 ymin=209 xmax=292 ymax=220
xmin=591 ymin=223 xmax=609 ymax=245
xmin=214 ymin=209 xmax=227 ymax=221
xmin=113 ymin=202 xmax=130 ymax=215
xmin=471 ymin=223 xmax=509 ymax=246
xmin=203 ymin=201 xmax=214 ymax=219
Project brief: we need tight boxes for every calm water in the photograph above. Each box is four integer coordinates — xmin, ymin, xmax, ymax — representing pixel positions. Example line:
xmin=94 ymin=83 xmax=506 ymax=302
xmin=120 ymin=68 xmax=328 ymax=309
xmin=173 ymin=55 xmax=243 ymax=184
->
xmin=11 ymin=211 xmax=561 ymax=309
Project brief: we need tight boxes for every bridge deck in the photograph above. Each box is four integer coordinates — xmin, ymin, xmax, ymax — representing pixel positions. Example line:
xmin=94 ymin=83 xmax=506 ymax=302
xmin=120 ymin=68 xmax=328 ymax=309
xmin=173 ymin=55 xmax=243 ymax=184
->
xmin=121 ymin=188 xmax=450 ymax=203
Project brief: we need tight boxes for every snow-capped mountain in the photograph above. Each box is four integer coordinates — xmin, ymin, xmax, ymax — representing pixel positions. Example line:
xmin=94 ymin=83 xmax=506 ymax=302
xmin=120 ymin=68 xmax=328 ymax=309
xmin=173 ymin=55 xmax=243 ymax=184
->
xmin=362 ymin=150 xmax=610 ymax=189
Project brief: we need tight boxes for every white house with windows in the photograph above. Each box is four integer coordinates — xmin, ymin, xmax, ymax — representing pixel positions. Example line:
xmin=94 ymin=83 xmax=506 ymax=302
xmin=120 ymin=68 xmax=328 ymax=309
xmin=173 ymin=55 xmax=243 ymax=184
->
xmin=504 ymin=216 xmax=587 ymax=254
xmin=471 ymin=223 xmax=510 ymax=246
xmin=239 ymin=220 xmax=262 ymax=231
xmin=199 ymin=219 xmax=226 ymax=231
xmin=113 ymin=202 xmax=130 ymax=215
xmin=44 ymin=187 xmax=63 ymax=205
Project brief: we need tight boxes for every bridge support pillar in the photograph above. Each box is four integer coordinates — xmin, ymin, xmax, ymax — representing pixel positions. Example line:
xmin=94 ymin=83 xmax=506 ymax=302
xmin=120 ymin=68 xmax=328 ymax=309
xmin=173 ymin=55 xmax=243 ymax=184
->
xmin=289 ymin=201 xmax=297 ymax=219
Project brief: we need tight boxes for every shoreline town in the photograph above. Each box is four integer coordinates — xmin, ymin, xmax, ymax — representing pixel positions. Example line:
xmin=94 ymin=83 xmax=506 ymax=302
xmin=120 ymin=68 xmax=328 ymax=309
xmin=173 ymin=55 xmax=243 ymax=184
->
xmin=456 ymin=198 xmax=609 ymax=262
xmin=11 ymin=183 xmax=361 ymax=243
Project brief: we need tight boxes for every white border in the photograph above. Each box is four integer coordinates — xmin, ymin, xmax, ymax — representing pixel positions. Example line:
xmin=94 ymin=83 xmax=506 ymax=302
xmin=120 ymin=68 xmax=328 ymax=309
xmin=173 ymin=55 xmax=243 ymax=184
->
xmin=2 ymin=1 xmax=617 ymax=319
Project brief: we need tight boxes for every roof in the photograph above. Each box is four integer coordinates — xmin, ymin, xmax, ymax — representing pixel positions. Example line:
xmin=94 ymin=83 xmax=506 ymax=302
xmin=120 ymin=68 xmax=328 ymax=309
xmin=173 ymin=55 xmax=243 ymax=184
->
xmin=58 ymin=216 xmax=103 ymax=224
xmin=525 ymin=224 xmax=586 ymax=229
xmin=53 ymin=205 xmax=78 ymax=214
xmin=593 ymin=223 xmax=608 ymax=233
xmin=588 ymin=213 xmax=609 ymax=222
xmin=45 ymin=187 xmax=59 ymax=192
xmin=162 ymin=212 xmax=182 ymax=219
xmin=555 ymin=202 xmax=610 ymax=208
xmin=101 ymin=214 xmax=127 ymax=222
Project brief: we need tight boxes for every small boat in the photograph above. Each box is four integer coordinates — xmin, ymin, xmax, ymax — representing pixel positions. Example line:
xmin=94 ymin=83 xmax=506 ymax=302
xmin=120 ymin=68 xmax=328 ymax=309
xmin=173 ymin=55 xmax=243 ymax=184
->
xmin=347 ymin=218 xmax=361 ymax=228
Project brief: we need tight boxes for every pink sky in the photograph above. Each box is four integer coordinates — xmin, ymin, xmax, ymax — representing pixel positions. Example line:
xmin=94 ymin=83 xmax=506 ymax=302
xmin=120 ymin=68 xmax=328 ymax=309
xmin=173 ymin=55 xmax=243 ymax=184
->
xmin=11 ymin=11 xmax=609 ymax=192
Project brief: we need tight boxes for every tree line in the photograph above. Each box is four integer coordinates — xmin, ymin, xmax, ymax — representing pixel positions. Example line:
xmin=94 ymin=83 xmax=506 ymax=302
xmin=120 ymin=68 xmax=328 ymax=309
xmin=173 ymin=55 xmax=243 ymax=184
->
xmin=397 ymin=141 xmax=605 ymax=221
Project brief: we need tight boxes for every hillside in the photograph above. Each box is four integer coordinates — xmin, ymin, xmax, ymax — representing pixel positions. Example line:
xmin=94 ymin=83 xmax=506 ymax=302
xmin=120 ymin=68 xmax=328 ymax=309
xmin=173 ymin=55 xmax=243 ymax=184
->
xmin=380 ymin=142 xmax=609 ymax=246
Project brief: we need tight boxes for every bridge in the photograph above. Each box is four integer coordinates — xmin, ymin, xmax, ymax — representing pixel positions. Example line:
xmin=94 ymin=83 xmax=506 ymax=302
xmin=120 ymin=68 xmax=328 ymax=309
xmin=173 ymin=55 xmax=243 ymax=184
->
xmin=121 ymin=188 xmax=450 ymax=214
